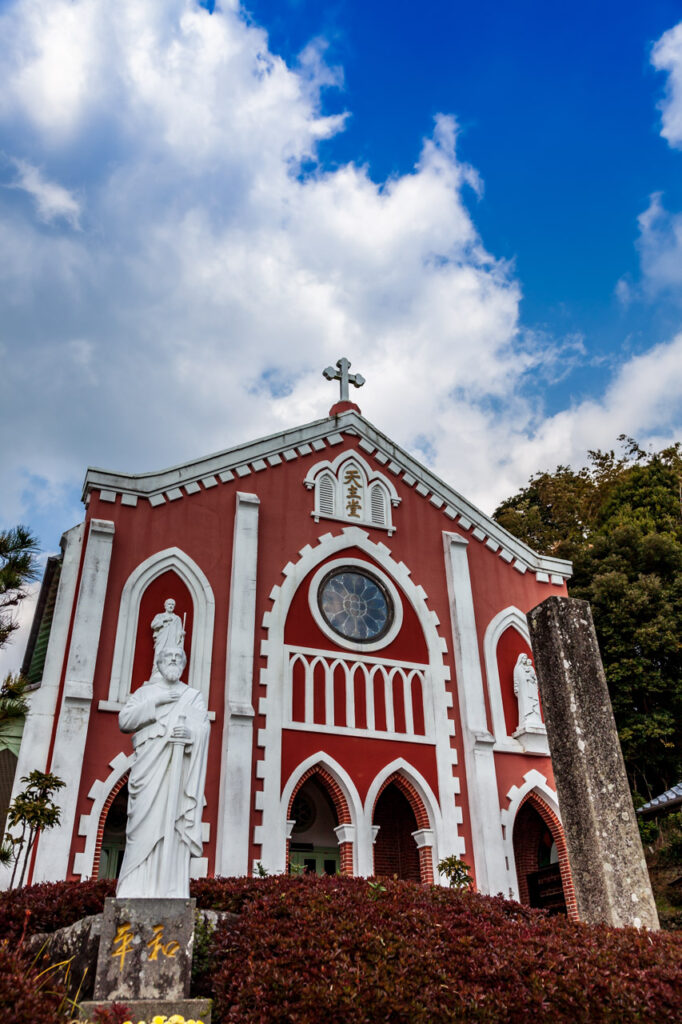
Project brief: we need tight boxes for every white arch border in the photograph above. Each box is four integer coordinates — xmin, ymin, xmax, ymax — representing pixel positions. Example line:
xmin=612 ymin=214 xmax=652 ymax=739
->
xmin=73 ymin=751 xmax=132 ymax=879
xmin=280 ymin=752 xmax=364 ymax=875
xmin=500 ymin=768 xmax=562 ymax=901
xmin=364 ymin=757 xmax=450 ymax=879
xmin=483 ymin=605 xmax=542 ymax=750
xmin=254 ymin=526 xmax=463 ymax=875
xmin=106 ymin=547 xmax=215 ymax=707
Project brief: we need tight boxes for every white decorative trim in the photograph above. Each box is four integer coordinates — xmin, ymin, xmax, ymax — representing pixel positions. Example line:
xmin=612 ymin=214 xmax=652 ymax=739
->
xmin=34 ymin=519 xmax=115 ymax=883
xmin=304 ymin=450 xmax=400 ymax=533
xmin=106 ymin=547 xmax=215 ymax=707
xmin=0 ymin=524 xmax=85 ymax=890
xmin=307 ymin=558 xmax=404 ymax=653
xmin=482 ymin=606 xmax=548 ymax=754
xmin=258 ymin=527 xmax=462 ymax=877
xmin=412 ymin=828 xmax=435 ymax=850
xmin=216 ymin=493 xmax=259 ymax=876
xmin=500 ymin=770 xmax=561 ymax=901
xmin=279 ymin=752 xmax=364 ymax=875
xmin=442 ymin=532 xmax=507 ymax=897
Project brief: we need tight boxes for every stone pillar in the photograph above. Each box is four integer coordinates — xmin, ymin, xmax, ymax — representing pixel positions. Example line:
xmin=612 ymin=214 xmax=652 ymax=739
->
xmin=527 ymin=596 xmax=659 ymax=929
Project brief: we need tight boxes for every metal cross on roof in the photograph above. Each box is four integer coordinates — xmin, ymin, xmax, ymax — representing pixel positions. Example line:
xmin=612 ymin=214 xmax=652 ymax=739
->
xmin=322 ymin=357 xmax=365 ymax=402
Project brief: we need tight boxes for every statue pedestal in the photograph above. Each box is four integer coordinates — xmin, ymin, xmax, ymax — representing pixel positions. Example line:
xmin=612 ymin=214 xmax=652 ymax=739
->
xmin=78 ymin=897 xmax=211 ymax=1022
xmin=94 ymin=898 xmax=195 ymax=1001
xmin=512 ymin=723 xmax=549 ymax=755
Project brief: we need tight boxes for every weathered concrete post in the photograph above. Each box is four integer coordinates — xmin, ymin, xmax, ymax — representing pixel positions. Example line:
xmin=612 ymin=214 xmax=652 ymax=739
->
xmin=527 ymin=596 xmax=659 ymax=929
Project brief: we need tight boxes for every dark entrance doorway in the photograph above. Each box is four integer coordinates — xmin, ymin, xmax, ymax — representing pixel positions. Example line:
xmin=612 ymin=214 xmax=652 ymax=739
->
xmin=513 ymin=799 xmax=567 ymax=914
xmin=97 ymin=783 xmax=128 ymax=880
xmin=373 ymin=783 xmax=420 ymax=881
xmin=289 ymin=776 xmax=341 ymax=876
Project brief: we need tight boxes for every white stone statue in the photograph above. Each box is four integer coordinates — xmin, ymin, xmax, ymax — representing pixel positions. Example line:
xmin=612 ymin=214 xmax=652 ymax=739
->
xmin=150 ymin=598 xmax=186 ymax=679
xmin=117 ymin=646 xmax=209 ymax=899
xmin=513 ymin=653 xmax=543 ymax=731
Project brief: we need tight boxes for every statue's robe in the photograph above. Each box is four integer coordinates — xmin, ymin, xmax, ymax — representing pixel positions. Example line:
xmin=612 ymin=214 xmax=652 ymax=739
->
xmin=117 ymin=681 xmax=209 ymax=899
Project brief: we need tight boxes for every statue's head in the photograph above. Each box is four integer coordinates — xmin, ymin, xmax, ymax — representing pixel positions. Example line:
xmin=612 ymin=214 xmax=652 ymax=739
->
xmin=516 ymin=653 xmax=531 ymax=667
xmin=156 ymin=646 xmax=187 ymax=683
xmin=164 ymin=598 xmax=176 ymax=613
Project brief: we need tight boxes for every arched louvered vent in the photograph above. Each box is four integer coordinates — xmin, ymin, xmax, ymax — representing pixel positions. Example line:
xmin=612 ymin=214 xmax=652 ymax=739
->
xmin=370 ymin=484 xmax=387 ymax=526
xmin=319 ymin=474 xmax=335 ymax=517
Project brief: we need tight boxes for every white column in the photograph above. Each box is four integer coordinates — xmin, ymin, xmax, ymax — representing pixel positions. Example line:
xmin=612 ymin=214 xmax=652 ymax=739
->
xmin=33 ymin=518 xmax=115 ymax=882
xmin=0 ymin=523 xmax=85 ymax=889
xmin=215 ymin=492 xmax=259 ymax=876
xmin=442 ymin=532 xmax=508 ymax=896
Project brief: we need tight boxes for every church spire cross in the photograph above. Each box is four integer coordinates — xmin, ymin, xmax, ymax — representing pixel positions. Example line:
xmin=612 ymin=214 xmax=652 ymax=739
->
xmin=323 ymin=357 xmax=365 ymax=403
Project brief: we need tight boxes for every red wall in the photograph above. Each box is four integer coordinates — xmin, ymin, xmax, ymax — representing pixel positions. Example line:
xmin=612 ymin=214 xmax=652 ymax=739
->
xmin=51 ymin=430 xmax=566 ymax=886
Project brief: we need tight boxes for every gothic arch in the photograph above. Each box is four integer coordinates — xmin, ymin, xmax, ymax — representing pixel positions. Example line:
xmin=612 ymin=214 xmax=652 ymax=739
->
xmin=500 ymin=770 xmax=577 ymax=919
xmin=366 ymin=761 xmax=438 ymax=883
xmin=280 ymin=754 xmax=363 ymax=876
xmin=106 ymin=547 xmax=215 ymax=706
xmin=255 ymin=526 xmax=462 ymax=875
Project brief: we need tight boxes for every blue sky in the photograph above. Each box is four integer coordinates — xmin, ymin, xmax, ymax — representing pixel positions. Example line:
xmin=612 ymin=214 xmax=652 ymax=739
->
xmin=1 ymin=0 xmax=682 ymax=670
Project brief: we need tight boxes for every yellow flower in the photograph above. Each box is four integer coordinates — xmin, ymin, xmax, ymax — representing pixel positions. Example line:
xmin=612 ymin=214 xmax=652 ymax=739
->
xmin=152 ymin=1017 xmax=168 ymax=1024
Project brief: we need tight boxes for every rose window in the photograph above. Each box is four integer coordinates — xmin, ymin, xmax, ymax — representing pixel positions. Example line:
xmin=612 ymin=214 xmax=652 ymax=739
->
xmin=318 ymin=568 xmax=393 ymax=642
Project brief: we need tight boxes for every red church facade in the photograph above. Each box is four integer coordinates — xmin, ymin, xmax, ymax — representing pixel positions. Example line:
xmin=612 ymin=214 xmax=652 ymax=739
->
xmin=7 ymin=396 xmax=576 ymax=915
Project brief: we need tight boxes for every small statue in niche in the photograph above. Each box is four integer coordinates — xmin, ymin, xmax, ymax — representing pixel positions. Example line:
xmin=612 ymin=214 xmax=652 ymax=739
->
xmin=513 ymin=652 xmax=543 ymax=731
xmin=117 ymin=645 xmax=209 ymax=899
xmin=150 ymin=598 xmax=186 ymax=679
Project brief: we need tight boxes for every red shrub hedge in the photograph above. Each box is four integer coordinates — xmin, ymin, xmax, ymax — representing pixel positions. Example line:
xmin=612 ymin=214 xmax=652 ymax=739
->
xmin=0 ymin=940 xmax=68 ymax=1024
xmin=2 ymin=876 xmax=681 ymax=1022
xmin=195 ymin=876 xmax=682 ymax=1023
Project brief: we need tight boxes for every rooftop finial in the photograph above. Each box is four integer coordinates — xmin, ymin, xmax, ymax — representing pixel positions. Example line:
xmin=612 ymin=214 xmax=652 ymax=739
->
xmin=323 ymin=357 xmax=365 ymax=415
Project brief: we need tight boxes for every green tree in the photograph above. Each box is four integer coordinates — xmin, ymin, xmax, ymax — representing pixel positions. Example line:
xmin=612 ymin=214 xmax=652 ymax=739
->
xmin=0 ymin=525 xmax=39 ymax=649
xmin=494 ymin=438 xmax=682 ymax=800
xmin=3 ymin=770 xmax=65 ymax=889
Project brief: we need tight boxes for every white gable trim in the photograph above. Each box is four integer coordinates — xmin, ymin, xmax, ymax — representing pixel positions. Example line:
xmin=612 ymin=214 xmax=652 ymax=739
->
xmin=83 ymin=412 xmax=571 ymax=582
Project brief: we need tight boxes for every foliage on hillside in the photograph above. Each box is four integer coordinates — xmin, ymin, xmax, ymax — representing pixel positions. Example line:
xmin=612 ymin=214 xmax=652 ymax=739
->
xmin=493 ymin=438 xmax=682 ymax=799
xmin=5 ymin=877 xmax=681 ymax=1023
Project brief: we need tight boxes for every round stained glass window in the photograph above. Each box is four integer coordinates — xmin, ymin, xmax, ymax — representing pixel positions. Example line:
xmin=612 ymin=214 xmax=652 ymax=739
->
xmin=318 ymin=567 xmax=393 ymax=642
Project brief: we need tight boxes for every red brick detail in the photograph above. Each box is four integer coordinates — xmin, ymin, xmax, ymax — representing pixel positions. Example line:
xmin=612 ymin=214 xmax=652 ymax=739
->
xmin=513 ymin=791 xmax=578 ymax=921
xmin=371 ymin=772 xmax=432 ymax=883
xmin=286 ymin=765 xmax=353 ymax=875
xmin=372 ymin=772 xmax=430 ymax=830
xmin=418 ymin=845 xmax=435 ymax=885
xmin=90 ymin=773 xmax=129 ymax=880
xmin=339 ymin=841 xmax=353 ymax=875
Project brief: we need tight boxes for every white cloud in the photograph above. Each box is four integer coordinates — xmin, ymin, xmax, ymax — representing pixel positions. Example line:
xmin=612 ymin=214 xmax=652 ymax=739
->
xmin=6 ymin=158 xmax=81 ymax=225
xmin=652 ymin=21 xmax=682 ymax=149
xmin=0 ymin=0 xmax=679 ymax=552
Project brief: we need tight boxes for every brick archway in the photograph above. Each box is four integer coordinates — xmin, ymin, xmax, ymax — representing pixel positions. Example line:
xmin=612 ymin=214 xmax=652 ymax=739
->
xmin=513 ymin=791 xmax=577 ymax=919
xmin=371 ymin=771 xmax=433 ymax=883
xmin=91 ymin=772 xmax=128 ymax=880
xmin=287 ymin=765 xmax=353 ymax=874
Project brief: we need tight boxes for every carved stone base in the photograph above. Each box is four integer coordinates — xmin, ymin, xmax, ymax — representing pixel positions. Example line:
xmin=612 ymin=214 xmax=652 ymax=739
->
xmin=79 ymin=997 xmax=212 ymax=1023
xmin=93 ymin=898 xmax=196 ymax=1002
xmin=512 ymin=723 xmax=549 ymax=755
